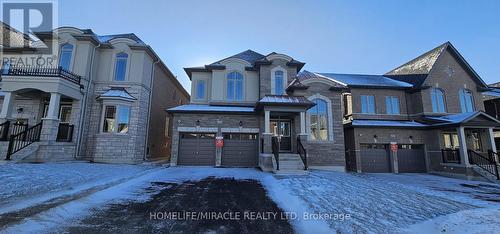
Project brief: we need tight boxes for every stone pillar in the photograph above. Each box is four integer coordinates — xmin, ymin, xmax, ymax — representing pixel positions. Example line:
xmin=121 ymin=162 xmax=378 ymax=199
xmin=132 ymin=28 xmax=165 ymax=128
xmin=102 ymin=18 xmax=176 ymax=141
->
xmin=264 ymin=110 xmax=270 ymax=134
xmin=300 ymin=111 xmax=306 ymax=134
xmin=457 ymin=126 xmax=470 ymax=166
xmin=0 ymin=91 xmax=15 ymax=122
xmin=263 ymin=133 xmax=272 ymax=154
xmin=487 ymin=127 xmax=498 ymax=164
xmin=40 ymin=93 xmax=61 ymax=142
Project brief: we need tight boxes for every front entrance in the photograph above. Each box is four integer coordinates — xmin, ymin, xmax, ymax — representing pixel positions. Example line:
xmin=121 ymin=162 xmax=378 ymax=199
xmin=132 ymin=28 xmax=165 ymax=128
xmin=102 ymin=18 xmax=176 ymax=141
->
xmin=270 ymin=120 xmax=291 ymax=152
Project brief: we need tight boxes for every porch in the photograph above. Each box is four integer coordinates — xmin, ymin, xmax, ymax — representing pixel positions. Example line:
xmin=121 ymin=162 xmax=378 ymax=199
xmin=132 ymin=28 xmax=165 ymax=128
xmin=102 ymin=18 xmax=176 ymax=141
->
xmin=0 ymin=66 xmax=83 ymax=161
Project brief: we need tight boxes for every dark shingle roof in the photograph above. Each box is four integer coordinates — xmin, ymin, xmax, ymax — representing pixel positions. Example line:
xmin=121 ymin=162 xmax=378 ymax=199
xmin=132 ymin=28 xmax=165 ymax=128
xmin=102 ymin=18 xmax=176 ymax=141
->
xmin=298 ymin=70 xmax=412 ymax=88
xmin=211 ymin=49 xmax=266 ymax=66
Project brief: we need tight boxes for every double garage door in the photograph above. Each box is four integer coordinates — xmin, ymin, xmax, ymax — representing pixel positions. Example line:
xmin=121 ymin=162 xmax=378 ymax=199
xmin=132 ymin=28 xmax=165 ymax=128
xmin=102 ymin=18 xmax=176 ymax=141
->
xmin=360 ymin=144 xmax=426 ymax=173
xmin=177 ymin=132 xmax=258 ymax=167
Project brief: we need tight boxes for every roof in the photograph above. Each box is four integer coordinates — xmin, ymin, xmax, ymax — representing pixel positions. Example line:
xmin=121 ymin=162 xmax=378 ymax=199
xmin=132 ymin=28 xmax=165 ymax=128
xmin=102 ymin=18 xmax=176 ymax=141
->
xmin=97 ymin=87 xmax=136 ymax=101
xmin=483 ymin=87 xmax=500 ymax=98
xmin=300 ymin=71 xmax=413 ymax=89
xmin=385 ymin=42 xmax=488 ymax=89
xmin=424 ymin=111 xmax=500 ymax=126
xmin=96 ymin=33 xmax=145 ymax=45
xmin=258 ymin=95 xmax=315 ymax=105
xmin=351 ymin=120 xmax=429 ymax=128
xmin=211 ymin=50 xmax=266 ymax=66
xmin=167 ymin=104 xmax=255 ymax=114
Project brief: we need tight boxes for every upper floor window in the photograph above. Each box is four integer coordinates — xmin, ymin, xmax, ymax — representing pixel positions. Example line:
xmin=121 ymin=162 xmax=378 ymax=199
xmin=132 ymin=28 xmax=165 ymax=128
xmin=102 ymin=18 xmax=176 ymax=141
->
xmin=195 ymin=80 xmax=206 ymax=99
xmin=361 ymin=95 xmax=375 ymax=114
xmin=431 ymin=88 xmax=446 ymax=113
xmin=227 ymin=71 xmax=243 ymax=101
xmin=308 ymin=98 xmax=329 ymax=141
xmin=59 ymin=43 xmax=73 ymax=70
xmin=114 ymin=52 xmax=128 ymax=81
xmin=385 ymin=96 xmax=400 ymax=115
xmin=459 ymin=89 xmax=474 ymax=113
xmin=274 ymin=70 xmax=285 ymax=95
xmin=1 ymin=62 xmax=10 ymax=75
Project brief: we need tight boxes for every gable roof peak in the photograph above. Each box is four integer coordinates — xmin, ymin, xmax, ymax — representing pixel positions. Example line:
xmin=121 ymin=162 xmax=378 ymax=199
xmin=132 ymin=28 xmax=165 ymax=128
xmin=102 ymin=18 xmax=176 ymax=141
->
xmin=385 ymin=42 xmax=449 ymax=76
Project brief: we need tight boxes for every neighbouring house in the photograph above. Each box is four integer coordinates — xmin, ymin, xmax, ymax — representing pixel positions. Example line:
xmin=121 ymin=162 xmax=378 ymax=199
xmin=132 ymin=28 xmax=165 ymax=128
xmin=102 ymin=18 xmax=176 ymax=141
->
xmin=332 ymin=42 xmax=499 ymax=181
xmin=483 ymin=82 xmax=500 ymax=151
xmin=167 ymin=50 xmax=346 ymax=173
xmin=0 ymin=23 xmax=189 ymax=163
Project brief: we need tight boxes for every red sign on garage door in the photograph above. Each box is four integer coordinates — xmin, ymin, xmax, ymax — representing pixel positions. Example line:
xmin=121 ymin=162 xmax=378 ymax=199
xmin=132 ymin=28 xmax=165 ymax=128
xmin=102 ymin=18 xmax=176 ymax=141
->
xmin=216 ymin=136 xmax=224 ymax=148
xmin=390 ymin=143 xmax=398 ymax=153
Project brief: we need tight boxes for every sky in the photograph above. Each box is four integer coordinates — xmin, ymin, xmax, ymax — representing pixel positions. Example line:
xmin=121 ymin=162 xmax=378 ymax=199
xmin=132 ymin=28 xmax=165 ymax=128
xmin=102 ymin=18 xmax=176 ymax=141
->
xmin=56 ymin=0 xmax=500 ymax=92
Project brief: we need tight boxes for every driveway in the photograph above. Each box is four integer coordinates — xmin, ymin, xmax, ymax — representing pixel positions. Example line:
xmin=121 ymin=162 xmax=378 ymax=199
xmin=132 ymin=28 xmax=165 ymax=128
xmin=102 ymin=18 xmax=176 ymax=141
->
xmin=2 ymin=166 xmax=500 ymax=233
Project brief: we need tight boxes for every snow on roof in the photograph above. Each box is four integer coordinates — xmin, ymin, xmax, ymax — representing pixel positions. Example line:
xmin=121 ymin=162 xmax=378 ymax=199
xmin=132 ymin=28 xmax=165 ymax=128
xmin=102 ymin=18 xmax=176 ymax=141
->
xmin=96 ymin=33 xmax=145 ymax=45
xmin=483 ymin=88 xmax=500 ymax=98
xmin=425 ymin=111 xmax=479 ymax=124
xmin=316 ymin=73 xmax=413 ymax=88
xmin=167 ymin=104 xmax=255 ymax=113
xmin=98 ymin=87 xmax=136 ymax=100
xmin=386 ymin=43 xmax=447 ymax=76
xmin=351 ymin=120 xmax=428 ymax=128
xmin=258 ymin=95 xmax=314 ymax=105
xmin=211 ymin=50 xmax=266 ymax=65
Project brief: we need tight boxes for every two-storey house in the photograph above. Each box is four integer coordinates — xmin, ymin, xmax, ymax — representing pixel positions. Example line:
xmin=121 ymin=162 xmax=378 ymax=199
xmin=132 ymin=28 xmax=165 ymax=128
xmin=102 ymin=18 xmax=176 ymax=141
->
xmin=168 ymin=50 xmax=346 ymax=172
xmin=0 ymin=24 xmax=189 ymax=163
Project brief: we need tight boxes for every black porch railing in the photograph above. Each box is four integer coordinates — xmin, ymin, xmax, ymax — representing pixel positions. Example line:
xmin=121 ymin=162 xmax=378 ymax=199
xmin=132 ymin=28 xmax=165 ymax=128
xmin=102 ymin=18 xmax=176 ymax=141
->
xmin=468 ymin=150 xmax=499 ymax=180
xmin=11 ymin=122 xmax=28 ymax=136
xmin=7 ymin=66 xmax=81 ymax=85
xmin=488 ymin=150 xmax=499 ymax=164
xmin=272 ymin=136 xmax=280 ymax=171
xmin=0 ymin=121 xmax=10 ymax=141
xmin=441 ymin=149 xmax=460 ymax=164
xmin=56 ymin=123 xmax=74 ymax=142
xmin=6 ymin=122 xmax=42 ymax=160
xmin=297 ymin=137 xmax=308 ymax=170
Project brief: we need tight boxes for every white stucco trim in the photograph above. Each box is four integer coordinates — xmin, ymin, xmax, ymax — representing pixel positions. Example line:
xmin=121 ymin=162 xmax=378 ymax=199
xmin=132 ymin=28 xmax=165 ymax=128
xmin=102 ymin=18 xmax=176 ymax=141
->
xmin=270 ymin=66 xmax=287 ymax=95
xmin=306 ymin=94 xmax=334 ymax=142
xmin=301 ymin=77 xmax=346 ymax=87
xmin=220 ymin=58 xmax=252 ymax=67
xmin=266 ymin=53 xmax=292 ymax=62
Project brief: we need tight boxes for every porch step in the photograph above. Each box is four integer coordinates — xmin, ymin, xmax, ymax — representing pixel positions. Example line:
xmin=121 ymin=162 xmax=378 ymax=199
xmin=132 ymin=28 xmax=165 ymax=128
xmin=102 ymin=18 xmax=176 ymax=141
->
xmin=471 ymin=165 xmax=500 ymax=184
xmin=273 ymin=153 xmax=306 ymax=174
xmin=6 ymin=143 xmax=40 ymax=162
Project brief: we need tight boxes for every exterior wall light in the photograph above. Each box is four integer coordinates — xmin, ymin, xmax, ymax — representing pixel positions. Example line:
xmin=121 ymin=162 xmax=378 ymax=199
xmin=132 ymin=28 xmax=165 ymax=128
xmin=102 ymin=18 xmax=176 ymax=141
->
xmin=196 ymin=120 xmax=200 ymax=126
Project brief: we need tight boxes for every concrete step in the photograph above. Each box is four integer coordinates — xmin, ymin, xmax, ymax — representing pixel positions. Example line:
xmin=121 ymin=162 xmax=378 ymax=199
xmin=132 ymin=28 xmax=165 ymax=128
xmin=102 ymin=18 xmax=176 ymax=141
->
xmin=471 ymin=165 xmax=500 ymax=184
xmin=274 ymin=169 xmax=309 ymax=175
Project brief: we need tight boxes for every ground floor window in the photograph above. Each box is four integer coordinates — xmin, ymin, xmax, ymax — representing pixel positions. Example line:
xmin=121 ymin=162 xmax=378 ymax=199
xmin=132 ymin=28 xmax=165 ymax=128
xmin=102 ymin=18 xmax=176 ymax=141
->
xmin=102 ymin=105 xmax=130 ymax=133
xmin=471 ymin=131 xmax=482 ymax=151
xmin=443 ymin=133 xmax=459 ymax=149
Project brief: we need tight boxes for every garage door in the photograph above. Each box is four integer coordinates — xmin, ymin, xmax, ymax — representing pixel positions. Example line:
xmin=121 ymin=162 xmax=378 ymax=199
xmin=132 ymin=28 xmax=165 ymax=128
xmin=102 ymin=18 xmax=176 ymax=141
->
xmin=221 ymin=133 xmax=258 ymax=167
xmin=397 ymin=145 xmax=426 ymax=173
xmin=178 ymin=133 xmax=216 ymax=166
xmin=360 ymin=144 xmax=391 ymax=173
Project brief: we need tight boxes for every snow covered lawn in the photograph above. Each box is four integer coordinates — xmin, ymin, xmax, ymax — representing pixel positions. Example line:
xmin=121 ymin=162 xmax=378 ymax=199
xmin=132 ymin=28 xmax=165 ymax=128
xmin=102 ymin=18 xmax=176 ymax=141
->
xmin=1 ymin=166 xmax=499 ymax=233
xmin=0 ymin=162 xmax=155 ymax=215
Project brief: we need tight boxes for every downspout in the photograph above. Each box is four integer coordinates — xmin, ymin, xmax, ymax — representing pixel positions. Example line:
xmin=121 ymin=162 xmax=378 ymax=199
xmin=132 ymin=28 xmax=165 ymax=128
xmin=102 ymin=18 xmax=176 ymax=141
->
xmin=75 ymin=42 xmax=101 ymax=159
xmin=143 ymin=59 xmax=161 ymax=161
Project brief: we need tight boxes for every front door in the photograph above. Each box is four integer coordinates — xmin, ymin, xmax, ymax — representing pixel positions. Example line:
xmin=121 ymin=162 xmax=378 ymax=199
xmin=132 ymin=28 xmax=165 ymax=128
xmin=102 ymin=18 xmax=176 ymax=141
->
xmin=270 ymin=120 xmax=291 ymax=152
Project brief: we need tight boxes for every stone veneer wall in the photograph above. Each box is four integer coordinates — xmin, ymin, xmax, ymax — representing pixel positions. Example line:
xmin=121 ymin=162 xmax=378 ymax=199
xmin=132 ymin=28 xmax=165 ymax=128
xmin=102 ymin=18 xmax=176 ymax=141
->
xmin=85 ymin=83 xmax=150 ymax=163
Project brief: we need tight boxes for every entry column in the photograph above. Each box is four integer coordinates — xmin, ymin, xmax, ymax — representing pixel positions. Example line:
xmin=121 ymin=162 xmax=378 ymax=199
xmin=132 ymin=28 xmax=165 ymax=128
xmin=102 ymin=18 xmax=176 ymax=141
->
xmin=40 ymin=93 xmax=61 ymax=142
xmin=457 ymin=126 xmax=470 ymax=166
xmin=487 ymin=127 xmax=498 ymax=164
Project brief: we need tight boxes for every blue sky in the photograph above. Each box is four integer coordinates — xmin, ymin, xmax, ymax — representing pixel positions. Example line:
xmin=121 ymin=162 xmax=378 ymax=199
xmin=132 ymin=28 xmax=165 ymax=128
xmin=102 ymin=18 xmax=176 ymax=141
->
xmin=58 ymin=0 xmax=500 ymax=92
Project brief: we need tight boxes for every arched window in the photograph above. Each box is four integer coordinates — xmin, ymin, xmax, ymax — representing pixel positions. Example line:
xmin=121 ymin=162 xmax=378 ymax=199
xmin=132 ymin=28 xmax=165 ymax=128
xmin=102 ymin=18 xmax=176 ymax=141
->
xmin=274 ymin=70 xmax=285 ymax=95
xmin=431 ymin=88 xmax=446 ymax=113
xmin=459 ymin=89 xmax=474 ymax=113
xmin=308 ymin=99 xmax=328 ymax=141
xmin=59 ymin=43 xmax=73 ymax=70
xmin=227 ymin=71 xmax=243 ymax=101
xmin=114 ymin=52 xmax=128 ymax=81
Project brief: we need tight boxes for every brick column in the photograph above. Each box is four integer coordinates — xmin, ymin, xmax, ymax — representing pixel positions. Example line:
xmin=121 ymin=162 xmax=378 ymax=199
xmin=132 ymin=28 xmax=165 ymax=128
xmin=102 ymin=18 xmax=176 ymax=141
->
xmin=40 ymin=118 xmax=60 ymax=142
xmin=263 ymin=133 xmax=272 ymax=153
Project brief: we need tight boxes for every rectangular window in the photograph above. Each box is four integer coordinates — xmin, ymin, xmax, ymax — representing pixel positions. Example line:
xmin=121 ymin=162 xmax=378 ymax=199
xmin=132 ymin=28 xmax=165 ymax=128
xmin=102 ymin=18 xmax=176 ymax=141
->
xmin=361 ymin=95 xmax=375 ymax=114
xmin=443 ymin=133 xmax=459 ymax=149
xmin=195 ymin=80 xmax=206 ymax=99
xmin=102 ymin=105 xmax=130 ymax=133
xmin=471 ymin=131 xmax=482 ymax=151
xmin=164 ymin=116 xmax=170 ymax=137
xmin=385 ymin=96 xmax=400 ymax=114
xmin=59 ymin=105 xmax=72 ymax=123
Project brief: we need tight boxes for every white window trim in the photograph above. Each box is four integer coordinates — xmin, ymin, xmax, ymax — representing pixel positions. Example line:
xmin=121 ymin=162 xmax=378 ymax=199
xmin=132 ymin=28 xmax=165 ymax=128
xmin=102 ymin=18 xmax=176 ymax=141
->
xmin=306 ymin=94 xmax=334 ymax=141
xmin=194 ymin=79 xmax=207 ymax=100
xmin=361 ymin=95 xmax=376 ymax=114
xmin=58 ymin=42 xmax=75 ymax=71
xmin=385 ymin=96 xmax=400 ymax=115
xmin=99 ymin=101 xmax=132 ymax=134
xmin=270 ymin=66 xmax=287 ymax=95
xmin=225 ymin=70 xmax=245 ymax=101
xmin=111 ymin=51 xmax=131 ymax=81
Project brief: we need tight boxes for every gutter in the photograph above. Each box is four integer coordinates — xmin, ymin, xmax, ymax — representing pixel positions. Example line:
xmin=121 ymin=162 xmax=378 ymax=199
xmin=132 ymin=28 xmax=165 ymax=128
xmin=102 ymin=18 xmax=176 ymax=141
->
xmin=75 ymin=42 xmax=101 ymax=159
xmin=143 ymin=59 xmax=161 ymax=161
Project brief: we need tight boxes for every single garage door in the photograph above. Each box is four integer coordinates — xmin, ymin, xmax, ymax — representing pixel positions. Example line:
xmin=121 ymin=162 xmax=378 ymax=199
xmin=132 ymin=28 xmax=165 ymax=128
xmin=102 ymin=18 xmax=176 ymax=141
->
xmin=360 ymin=144 xmax=391 ymax=173
xmin=222 ymin=133 xmax=258 ymax=167
xmin=397 ymin=144 xmax=426 ymax=173
xmin=178 ymin=133 xmax=216 ymax=166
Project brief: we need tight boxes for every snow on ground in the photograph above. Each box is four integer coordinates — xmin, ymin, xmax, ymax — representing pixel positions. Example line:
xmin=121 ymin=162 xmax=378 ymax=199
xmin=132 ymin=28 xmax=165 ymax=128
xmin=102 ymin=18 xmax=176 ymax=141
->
xmin=2 ymin=166 xmax=500 ymax=233
xmin=0 ymin=162 xmax=154 ymax=214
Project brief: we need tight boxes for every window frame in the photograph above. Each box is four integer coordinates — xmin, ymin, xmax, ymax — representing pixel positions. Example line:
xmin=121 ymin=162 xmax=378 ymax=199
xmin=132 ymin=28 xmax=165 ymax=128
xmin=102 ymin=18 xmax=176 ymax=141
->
xmin=271 ymin=67 xmax=287 ymax=95
xmin=226 ymin=71 xmax=244 ymax=101
xmin=361 ymin=95 xmax=376 ymax=114
xmin=113 ymin=52 xmax=129 ymax=81
xmin=431 ymin=88 xmax=447 ymax=113
xmin=385 ymin=96 xmax=400 ymax=115
xmin=100 ymin=104 xmax=131 ymax=134
xmin=459 ymin=89 xmax=475 ymax=113
xmin=308 ymin=98 xmax=330 ymax=141
xmin=58 ymin=43 xmax=74 ymax=70
xmin=1 ymin=62 xmax=10 ymax=75
xmin=195 ymin=79 xmax=206 ymax=100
